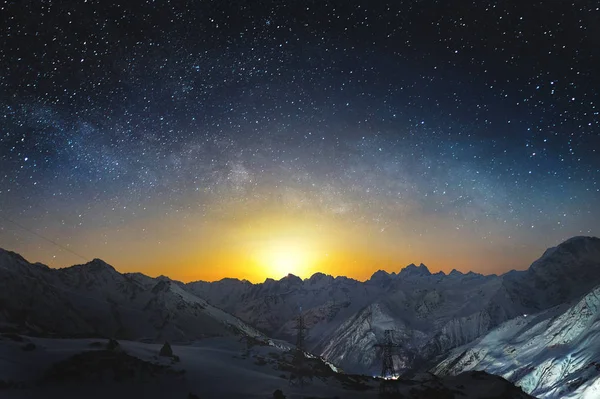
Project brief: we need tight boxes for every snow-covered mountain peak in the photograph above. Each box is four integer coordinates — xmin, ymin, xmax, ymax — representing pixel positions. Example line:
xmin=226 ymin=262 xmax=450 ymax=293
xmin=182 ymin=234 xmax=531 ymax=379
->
xmin=464 ymin=271 xmax=485 ymax=278
xmin=307 ymin=272 xmax=334 ymax=285
xmin=369 ymin=269 xmax=391 ymax=280
xmin=562 ymin=235 xmax=600 ymax=245
xmin=399 ymin=262 xmax=431 ymax=277
xmin=88 ymin=258 xmax=117 ymax=272
xmin=0 ymin=247 xmax=42 ymax=272
xmin=0 ymin=247 xmax=27 ymax=262
xmin=279 ymin=273 xmax=302 ymax=284
xmin=527 ymin=236 xmax=600 ymax=280
xmin=448 ymin=268 xmax=464 ymax=277
xmin=501 ymin=235 xmax=600 ymax=312
xmin=368 ymin=269 xmax=397 ymax=286
xmin=218 ymin=277 xmax=251 ymax=284
xmin=65 ymin=258 xmax=118 ymax=275
xmin=263 ymin=277 xmax=276 ymax=284
xmin=535 ymin=236 xmax=600 ymax=266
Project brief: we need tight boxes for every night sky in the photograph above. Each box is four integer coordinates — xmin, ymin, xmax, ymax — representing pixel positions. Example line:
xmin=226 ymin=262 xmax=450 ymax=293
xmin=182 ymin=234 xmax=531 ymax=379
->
xmin=1 ymin=1 xmax=598 ymax=282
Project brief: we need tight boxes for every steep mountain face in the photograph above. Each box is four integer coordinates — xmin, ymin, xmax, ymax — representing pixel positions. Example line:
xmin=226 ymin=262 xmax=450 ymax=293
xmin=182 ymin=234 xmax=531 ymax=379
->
xmin=502 ymin=236 xmax=600 ymax=311
xmin=188 ymin=272 xmax=374 ymax=342
xmin=432 ymin=284 xmax=600 ymax=398
xmin=0 ymin=249 xmax=263 ymax=342
xmin=2 ymin=235 xmax=599 ymax=386
xmin=186 ymin=236 xmax=600 ymax=376
xmin=319 ymin=273 xmax=517 ymax=374
xmin=189 ymin=259 xmax=513 ymax=374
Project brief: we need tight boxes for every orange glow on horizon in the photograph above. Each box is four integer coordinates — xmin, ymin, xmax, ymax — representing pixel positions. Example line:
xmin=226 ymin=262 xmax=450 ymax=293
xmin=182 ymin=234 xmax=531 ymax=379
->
xmin=4 ymin=200 xmax=553 ymax=284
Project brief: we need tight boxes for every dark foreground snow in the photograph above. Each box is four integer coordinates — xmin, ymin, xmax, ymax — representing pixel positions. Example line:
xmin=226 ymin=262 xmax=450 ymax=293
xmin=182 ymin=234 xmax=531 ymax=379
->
xmin=0 ymin=334 xmax=533 ymax=399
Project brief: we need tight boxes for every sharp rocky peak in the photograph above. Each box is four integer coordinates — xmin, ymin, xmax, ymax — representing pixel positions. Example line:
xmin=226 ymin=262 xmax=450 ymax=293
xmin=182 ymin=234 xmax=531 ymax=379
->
xmin=279 ymin=273 xmax=302 ymax=284
xmin=399 ymin=263 xmax=431 ymax=276
xmin=308 ymin=272 xmax=333 ymax=283
xmin=449 ymin=269 xmax=464 ymax=276
xmin=369 ymin=269 xmax=392 ymax=281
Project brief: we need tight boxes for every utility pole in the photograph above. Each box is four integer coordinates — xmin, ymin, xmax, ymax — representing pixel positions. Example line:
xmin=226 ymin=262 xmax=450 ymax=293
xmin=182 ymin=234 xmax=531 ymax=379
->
xmin=328 ymin=297 xmax=337 ymax=320
xmin=290 ymin=307 xmax=308 ymax=387
xmin=295 ymin=310 xmax=306 ymax=355
xmin=374 ymin=329 xmax=401 ymax=395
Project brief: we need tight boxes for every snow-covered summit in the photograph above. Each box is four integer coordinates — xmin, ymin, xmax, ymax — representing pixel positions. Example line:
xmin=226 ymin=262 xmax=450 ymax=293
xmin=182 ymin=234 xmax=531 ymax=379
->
xmin=503 ymin=235 xmax=600 ymax=310
xmin=280 ymin=273 xmax=303 ymax=284
xmin=398 ymin=262 xmax=431 ymax=277
xmin=307 ymin=272 xmax=334 ymax=287
xmin=448 ymin=268 xmax=464 ymax=277
xmin=368 ymin=269 xmax=393 ymax=282
xmin=532 ymin=235 xmax=600 ymax=272
xmin=64 ymin=258 xmax=118 ymax=274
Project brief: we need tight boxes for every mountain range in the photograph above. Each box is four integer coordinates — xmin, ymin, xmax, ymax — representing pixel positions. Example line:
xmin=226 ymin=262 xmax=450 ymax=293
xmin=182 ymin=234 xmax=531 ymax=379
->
xmin=1 ymin=235 xmax=600 ymax=398
xmin=0 ymin=249 xmax=264 ymax=341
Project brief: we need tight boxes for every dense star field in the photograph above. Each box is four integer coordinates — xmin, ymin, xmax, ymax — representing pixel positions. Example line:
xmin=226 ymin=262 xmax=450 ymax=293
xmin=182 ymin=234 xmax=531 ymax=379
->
xmin=0 ymin=1 xmax=598 ymax=282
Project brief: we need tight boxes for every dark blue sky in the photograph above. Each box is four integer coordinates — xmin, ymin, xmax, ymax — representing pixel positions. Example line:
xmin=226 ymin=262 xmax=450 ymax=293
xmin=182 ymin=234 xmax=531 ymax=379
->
xmin=0 ymin=1 xmax=598 ymax=281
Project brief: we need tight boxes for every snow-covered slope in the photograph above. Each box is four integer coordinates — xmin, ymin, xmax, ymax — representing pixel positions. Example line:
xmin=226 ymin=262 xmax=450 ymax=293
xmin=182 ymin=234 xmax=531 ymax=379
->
xmin=187 ymin=236 xmax=600 ymax=376
xmin=432 ymin=283 xmax=600 ymax=398
xmin=0 ymin=249 xmax=263 ymax=342
xmin=3 ymin=235 xmax=599 ymax=391
xmin=0 ymin=334 xmax=534 ymax=399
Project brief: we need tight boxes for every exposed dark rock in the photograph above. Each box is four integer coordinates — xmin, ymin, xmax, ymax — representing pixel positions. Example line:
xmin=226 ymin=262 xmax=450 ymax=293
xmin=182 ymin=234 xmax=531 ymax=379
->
xmin=272 ymin=389 xmax=286 ymax=399
xmin=106 ymin=339 xmax=120 ymax=351
xmin=21 ymin=342 xmax=36 ymax=351
xmin=159 ymin=341 xmax=173 ymax=357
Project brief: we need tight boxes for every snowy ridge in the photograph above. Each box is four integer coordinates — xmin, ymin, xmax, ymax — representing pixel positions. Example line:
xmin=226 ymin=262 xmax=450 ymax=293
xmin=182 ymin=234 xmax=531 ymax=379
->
xmin=432 ymin=284 xmax=600 ymax=398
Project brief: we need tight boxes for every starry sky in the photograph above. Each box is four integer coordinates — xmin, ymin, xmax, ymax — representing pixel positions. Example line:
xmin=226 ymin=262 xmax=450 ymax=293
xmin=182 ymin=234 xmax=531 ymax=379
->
xmin=1 ymin=1 xmax=599 ymax=283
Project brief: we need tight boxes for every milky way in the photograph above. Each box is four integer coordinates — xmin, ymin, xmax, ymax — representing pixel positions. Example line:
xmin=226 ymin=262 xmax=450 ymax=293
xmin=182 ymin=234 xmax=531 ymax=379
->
xmin=0 ymin=1 xmax=598 ymax=281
